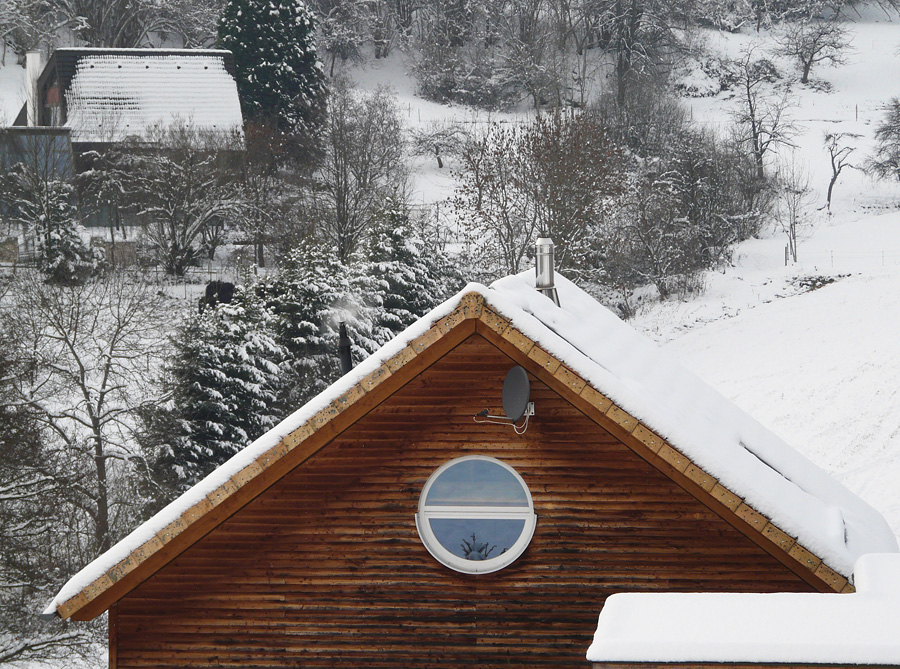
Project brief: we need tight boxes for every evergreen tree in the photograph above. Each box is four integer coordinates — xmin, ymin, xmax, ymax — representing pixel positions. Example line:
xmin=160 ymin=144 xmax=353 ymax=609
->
xmin=366 ymin=198 xmax=464 ymax=340
xmin=30 ymin=181 xmax=100 ymax=285
xmin=3 ymin=166 xmax=100 ymax=285
xmin=868 ymin=98 xmax=900 ymax=182
xmin=159 ymin=286 xmax=286 ymax=492
xmin=262 ymin=240 xmax=380 ymax=409
xmin=218 ymin=0 xmax=327 ymax=133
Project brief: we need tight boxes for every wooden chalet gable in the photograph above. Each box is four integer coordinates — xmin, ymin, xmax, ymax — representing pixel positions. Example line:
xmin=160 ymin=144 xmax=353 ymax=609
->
xmin=49 ymin=288 xmax=860 ymax=625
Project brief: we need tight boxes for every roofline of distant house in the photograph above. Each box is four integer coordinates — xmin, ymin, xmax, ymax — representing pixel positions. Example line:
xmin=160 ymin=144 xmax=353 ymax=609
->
xmin=0 ymin=126 xmax=70 ymax=135
xmin=51 ymin=47 xmax=232 ymax=55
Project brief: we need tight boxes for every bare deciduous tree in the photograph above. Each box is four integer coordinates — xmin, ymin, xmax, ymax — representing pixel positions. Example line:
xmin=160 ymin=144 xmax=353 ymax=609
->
xmin=409 ymin=120 xmax=469 ymax=169
xmin=733 ymin=49 xmax=797 ymax=181
xmin=0 ymin=277 xmax=102 ymax=664
xmin=1 ymin=271 xmax=168 ymax=557
xmin=777 ymin=17 xmax=851 ymax=84
xmin=454 ymin=111 xmax=622 ymax=277
xmin=88 ymin=123 xmax=245 ymax=276
xmin=775 ymin=155 xmax=815 ymax=263
xmin=823 ymin=130 xmax=858 ymax=212
xmin=312 ymin=79 xmax=407 ymax=262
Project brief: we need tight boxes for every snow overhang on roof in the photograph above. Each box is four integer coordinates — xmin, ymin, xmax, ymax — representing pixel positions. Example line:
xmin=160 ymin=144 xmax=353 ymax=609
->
xmin=586 ymin=552 xmax=900 ymax=666
xmin=63 ymin=51 xmax=243 ymax=143
xmin=44 ymin=272 xmax=898 ymax=621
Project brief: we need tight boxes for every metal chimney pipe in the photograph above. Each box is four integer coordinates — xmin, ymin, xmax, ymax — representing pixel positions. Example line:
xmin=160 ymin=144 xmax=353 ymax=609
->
xmin=338 ymin=322 xmax=353 ymax=374
xmin=535 ymin=236 xmax=560 ymax=306
xmin=25 ymin=50 xmax=42 ymax=127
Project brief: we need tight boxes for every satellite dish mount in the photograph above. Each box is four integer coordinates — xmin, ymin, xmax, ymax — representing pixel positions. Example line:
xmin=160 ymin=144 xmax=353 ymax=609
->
xmin=474 ymin=366 xmax=534 ymax=434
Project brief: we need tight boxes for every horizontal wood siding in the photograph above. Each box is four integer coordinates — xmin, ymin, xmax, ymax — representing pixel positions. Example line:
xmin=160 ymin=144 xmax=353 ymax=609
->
xmin=115 ymin=335 xmax=813 ymax=668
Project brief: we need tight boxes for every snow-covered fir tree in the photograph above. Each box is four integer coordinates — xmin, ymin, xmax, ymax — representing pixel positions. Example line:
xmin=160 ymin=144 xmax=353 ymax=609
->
xmin=160 ymin=285 xmax=286 ymax=492
xmin=366 ymin=197 xmax=463 ymax=340
xmin=7 ymin=171 xmax=99 ymax=285
xmin=261 ymin=240 xmax=381 ymax=408
xmin=32 ymin=182 xmax=100 ymax=285
xmin=218 ymin=0 xmax=327 ymax=133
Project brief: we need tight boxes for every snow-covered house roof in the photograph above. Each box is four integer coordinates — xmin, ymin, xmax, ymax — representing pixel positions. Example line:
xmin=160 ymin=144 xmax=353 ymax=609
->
xmin=587 ymin=552 xmax=900 ymax=666
xmin=35 ymin=48 xmax=243 ymax=144
xmin=44 ymin=272 xmax=898 ymax=621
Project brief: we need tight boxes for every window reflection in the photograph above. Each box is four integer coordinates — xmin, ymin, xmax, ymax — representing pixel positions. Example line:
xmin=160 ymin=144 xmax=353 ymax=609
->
xmin=429 ymin=518 xmax=526 ymax=560
xmin=425 ymin=458 xmax=529 ymax=507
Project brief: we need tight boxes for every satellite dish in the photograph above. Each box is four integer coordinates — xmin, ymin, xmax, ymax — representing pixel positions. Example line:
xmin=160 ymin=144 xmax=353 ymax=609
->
xmin=502 ymin=366 xmax=531 ymax=422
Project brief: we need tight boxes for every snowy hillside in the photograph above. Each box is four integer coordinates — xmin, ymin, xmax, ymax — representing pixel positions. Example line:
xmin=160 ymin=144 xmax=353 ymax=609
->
xmin=631 ymin=10 xmax=900 ymax=542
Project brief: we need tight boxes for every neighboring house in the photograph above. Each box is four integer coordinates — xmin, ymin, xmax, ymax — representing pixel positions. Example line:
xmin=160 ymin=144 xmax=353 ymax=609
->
xmin=14 ymin=47 xmax=243 ymax=154
xmin=588 ymin=552 xmax=900 ymax=667
xmin=6 ymin=47 xmax=243 ymax=247
xmin=43 ymin=259 xmax=898 ymax=667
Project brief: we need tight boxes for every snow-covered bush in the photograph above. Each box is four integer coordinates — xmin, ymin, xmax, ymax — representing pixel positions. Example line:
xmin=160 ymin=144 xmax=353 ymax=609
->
xmin=868 ymin=98 xmax=900 ymax=182
xmin=673 ymin=55 xmax=741 ymax=97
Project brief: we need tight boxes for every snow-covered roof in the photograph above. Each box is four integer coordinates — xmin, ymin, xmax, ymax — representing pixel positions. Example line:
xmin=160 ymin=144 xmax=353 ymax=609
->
xmin=63 ymin=50 xmax=242 ymax=143
xmin=44 ymin=272 xmax=897 ymax=619
xmin=486 ymin=274 xmax=897 ymax=578
xmin=587 ymin=552 xmax=900 ymax=665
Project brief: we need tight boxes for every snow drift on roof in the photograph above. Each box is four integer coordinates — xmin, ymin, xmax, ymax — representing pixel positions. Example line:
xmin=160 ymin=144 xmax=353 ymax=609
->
xmin=65 ymin=53 xmax=242 ymax=143
xmin=486 ymin=272 xmax=897 ymax=577
xmin=44 ymin=272 xmax=897 ymax=616
xmin=586 ymin=553 xmax=900 ymax=664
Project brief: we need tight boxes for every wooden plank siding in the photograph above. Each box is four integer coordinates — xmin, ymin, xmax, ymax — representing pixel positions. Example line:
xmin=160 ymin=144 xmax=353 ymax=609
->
xmin=113 ymin=334 xmax=814 ymax=668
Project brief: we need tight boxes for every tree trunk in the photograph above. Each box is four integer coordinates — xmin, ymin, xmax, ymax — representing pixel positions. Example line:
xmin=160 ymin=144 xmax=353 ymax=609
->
xmin=256 ymin=239 xmax=266 ymax=267
xmin=93 ymin=432 xmax=111 ymax=554
xmin=826 ymin=173 xmax=838 ymax=212
xmin=801 ymin=60 xmax=812 ymax=84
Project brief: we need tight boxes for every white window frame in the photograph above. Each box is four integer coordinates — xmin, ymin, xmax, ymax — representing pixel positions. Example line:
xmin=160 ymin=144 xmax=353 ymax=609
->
xmin=415 ymin=455 xmax=537 ymax=574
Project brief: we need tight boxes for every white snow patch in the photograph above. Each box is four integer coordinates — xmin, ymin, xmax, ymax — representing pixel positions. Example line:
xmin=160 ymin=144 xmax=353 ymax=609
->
xmin=587 ymin=553 xmax=900 ymax=664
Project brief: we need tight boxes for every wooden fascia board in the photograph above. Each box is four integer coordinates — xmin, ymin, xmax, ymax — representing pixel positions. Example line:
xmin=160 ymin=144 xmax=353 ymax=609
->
xmin=471 ymin=307 xmax=849 ymax=595
xmin=59 ymin=293 xmax=485 ymax=621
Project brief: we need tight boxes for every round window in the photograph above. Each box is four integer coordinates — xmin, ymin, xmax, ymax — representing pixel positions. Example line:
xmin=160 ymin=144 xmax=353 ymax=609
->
xmin=415 ymin=456 xmax=536 ymax=574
